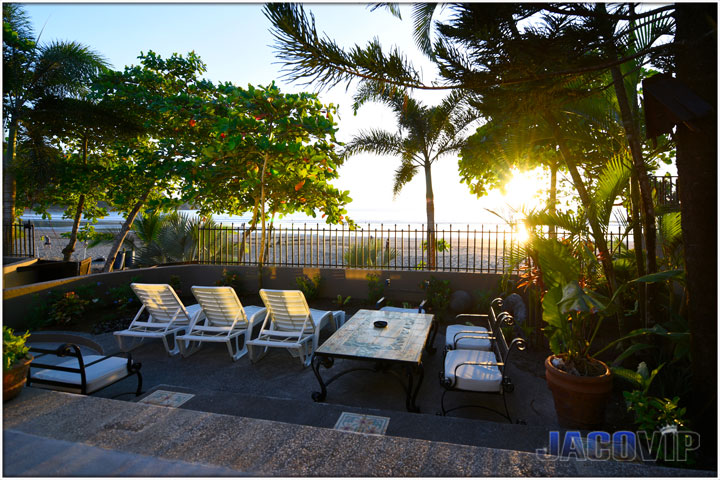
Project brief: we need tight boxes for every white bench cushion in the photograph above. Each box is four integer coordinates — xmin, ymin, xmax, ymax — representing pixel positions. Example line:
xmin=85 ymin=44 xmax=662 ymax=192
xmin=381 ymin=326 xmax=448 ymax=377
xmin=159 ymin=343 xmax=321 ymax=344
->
xmin=445 ymin=324 xmax=491 ymax=351
xmin=444 ymin=349 xmax=502 ymax=392
xmin=30 ymin=355 xmax=131 ymax=394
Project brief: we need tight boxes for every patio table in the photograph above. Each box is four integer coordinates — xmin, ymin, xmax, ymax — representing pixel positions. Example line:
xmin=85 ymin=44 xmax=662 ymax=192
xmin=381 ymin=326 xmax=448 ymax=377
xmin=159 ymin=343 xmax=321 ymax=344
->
xmin=310 ymin=309 xmax=434 ymax=412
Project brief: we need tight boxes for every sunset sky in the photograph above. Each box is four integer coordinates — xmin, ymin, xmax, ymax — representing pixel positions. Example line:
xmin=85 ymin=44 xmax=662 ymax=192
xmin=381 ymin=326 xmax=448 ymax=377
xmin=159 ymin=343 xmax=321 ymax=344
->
xmin=23 ymin=3 xmax=562 ymax=225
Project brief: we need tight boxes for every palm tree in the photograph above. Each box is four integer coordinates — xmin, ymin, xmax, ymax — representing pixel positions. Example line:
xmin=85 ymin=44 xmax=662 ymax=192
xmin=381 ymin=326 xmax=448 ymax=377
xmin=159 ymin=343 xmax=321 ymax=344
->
xmin=345 ymin=83 xmax=478 ymax=269
xmin=2 ymin=4 xmax=108 ymax=229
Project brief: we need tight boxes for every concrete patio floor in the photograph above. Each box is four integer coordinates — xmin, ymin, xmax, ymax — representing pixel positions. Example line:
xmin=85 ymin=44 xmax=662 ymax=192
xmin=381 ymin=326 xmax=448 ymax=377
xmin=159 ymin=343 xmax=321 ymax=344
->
xmin=3 ymin=327 xmax=714 ymax=476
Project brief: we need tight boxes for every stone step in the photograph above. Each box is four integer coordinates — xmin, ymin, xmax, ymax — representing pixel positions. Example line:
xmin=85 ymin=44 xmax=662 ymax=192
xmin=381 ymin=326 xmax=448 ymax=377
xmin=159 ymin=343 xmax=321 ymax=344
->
xmin=137 ymin=383 xmax=556 ymax=455
xmin=4 ymin=388 xmax=707 ymax=477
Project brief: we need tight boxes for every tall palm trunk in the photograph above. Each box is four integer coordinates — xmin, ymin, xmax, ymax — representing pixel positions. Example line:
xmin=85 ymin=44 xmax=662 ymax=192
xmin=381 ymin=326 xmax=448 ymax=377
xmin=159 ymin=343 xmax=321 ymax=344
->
xmin=62 ymin=137 xmax=89 ymax=261
xmin=424 ymin=161 xmax=436 ymax=270
xmin=548 ymin=157 xmax=558 ymax=237
xmin=597 ymin=2 xmax=658 ymax=325
xmin=608 ymin=64 xmax=658 ymax=326
xmin=629 ymin=173 xmax=647 ymax=327
xmin=545 ymin=113 xmax=624 ymax=335
xmin=102 ymin=188 xmax=151 ymax=272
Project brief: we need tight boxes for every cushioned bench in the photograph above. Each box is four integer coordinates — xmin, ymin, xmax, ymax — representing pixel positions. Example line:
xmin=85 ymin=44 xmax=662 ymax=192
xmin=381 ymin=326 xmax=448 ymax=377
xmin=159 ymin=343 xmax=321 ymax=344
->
xmin=26 ymin=333 xmax=142 ymax=396
xmin=439 ymin=297 xmax=526 ymax=422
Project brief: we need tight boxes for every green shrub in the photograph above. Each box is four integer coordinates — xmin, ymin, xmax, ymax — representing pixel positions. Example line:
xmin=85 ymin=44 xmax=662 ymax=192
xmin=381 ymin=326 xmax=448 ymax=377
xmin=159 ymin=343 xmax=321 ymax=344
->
xmin=168 ymin=275 xmax=182 ymax=295
xmin=344 ymin=239 xmax=397 ymax=267
xmin=336 ymin=294 xmax=351 ymax=308
xmin=48 ymin=291 xmax=89 ymax=326
xmin=296 ymin=273 xmax=323 ymax=300
xmin=216 ymin=269 xmax=243 ymax=296
xmin=366 ymin=273 xmax=384 ymax=304
xmin=3 ymin=326 xmax=30 ymax=370
xmin=107 ymin=276 xmax=141 ymax=312
xmin=423 ymin=276 xmax=451 ymax=315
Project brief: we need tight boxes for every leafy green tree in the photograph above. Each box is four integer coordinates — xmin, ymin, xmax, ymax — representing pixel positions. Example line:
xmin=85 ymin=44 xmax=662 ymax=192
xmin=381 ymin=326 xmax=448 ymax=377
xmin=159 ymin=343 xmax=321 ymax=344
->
xmin=90 ymin=51 xmax=213 ymax=272
xmin=2 ymin=4 xmax=108 ymax=228
xmin=346 ymin=83 xmax=477 ymax=269
xmin=187 ymin=82 xmax=351 ymax=271
xmin=25 ymin=95 xmax=143 ymax=261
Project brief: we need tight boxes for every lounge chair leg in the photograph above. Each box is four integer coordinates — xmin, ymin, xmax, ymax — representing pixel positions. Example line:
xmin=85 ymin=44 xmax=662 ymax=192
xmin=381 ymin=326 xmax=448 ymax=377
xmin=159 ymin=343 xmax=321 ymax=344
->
xmin=162 ymin=332 xmax=181 ymax=356
xmin=116 ymin=335 xmax=143 ymax=353
xmin=179 ymin=338 xmax=201 ymax=358
xmin=248 ymin=343 xmax=267 ymax=363
xmin=229 ymin=335 xmax=248 ymax=361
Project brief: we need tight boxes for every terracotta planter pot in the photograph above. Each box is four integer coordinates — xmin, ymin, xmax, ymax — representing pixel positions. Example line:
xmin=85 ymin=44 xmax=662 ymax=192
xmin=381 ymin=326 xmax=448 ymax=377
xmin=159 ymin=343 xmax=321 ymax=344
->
xmin=3 ymin=355 xmax=33 ymax=402
xmin=545 ymin=355 xmax=613 ymax=429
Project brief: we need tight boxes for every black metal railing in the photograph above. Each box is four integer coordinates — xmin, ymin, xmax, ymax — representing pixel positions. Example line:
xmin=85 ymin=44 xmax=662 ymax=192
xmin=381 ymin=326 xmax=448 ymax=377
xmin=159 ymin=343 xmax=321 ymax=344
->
xmin=196 ymin=223 xmax=631 ymax=273
xmin=3 ymin=222 xmax=35 ymax=257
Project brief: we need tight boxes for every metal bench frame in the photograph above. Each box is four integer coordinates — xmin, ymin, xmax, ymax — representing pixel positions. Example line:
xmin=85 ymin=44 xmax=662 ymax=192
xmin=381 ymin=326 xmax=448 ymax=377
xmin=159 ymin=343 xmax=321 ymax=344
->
xmin=26 ymin=333 xmax=143 ymax=396
xmin=439 ymin=298 xmax=527 ymax=422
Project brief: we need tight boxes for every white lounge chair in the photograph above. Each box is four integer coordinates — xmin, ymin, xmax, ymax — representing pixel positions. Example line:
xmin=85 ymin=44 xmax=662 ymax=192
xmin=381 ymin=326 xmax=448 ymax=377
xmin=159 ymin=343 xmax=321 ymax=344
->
xmin=246 ymin=289 xmax=344 ymax=367
xmin=176 ymin=286 xmax=266 ymax=361
xmin=113 ymin=283 xmax=202 ymax=356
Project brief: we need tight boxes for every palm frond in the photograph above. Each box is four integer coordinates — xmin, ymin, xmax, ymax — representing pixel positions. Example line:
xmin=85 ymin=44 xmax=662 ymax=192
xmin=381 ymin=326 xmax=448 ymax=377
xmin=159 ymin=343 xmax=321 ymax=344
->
xmin=344 ymin=129 xmax=405 ymax=157
xmin=34 ymin=41 xmax=109 ymax=98
xmin=392 ymin=160 xmax=418 ymax=197
xmin=264 ymin=3 xmax=423 ymax=90
xmin=594 ymin=153 xmax=631 ymax=226
xmin=412 ymin=3 xmax=440 ymax=57
xmin=369 ymin=3 xmax=402 ymax=20
xmin=658 ymin=211 xmax=682 ymax=253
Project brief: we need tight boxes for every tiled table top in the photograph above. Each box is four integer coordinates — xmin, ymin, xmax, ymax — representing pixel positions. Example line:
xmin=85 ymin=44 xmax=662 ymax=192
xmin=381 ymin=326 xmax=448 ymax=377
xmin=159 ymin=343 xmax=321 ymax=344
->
xmin=316 ymin=309 xmax=434 ymax=364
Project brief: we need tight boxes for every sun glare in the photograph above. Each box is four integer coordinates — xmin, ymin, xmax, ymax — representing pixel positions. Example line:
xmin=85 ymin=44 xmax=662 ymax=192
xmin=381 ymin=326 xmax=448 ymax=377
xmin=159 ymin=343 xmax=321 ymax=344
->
xmin=515 ymin=222 xmax=531 ymax=245
xmin=502 ymin=168 xmax=547 ymax=212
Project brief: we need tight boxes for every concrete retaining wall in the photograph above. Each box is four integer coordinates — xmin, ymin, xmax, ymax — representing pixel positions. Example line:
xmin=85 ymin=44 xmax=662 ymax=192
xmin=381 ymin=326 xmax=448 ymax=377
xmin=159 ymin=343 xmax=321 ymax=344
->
xmin=3 ymin=265 xmax=507 ymax=330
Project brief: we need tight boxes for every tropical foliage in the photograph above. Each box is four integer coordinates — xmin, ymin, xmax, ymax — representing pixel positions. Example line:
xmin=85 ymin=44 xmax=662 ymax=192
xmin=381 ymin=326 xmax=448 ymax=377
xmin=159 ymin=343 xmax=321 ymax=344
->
xmin=343 ymin=239 xmax=397 ymax=268
xmin=346 ymin=85 xmax=477 ymax=269
xmin=3 ymin=3 xmax=108 ymax=233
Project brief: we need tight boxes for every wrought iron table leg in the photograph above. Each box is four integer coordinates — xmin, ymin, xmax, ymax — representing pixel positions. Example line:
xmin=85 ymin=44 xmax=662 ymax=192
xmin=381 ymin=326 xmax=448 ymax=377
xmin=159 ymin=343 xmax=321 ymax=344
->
xmin=311 ymin=354 xmax=328 ymax=402
xmin=405 ymin=362 xmax=424 ymax=413
xmin=425 ymin=319 xmax=439 ymax=355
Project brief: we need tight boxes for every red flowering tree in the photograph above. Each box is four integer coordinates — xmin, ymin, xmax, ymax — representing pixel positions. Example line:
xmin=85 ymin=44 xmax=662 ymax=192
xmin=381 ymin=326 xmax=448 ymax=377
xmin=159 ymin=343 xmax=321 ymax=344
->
xmin=184 ymin=82 xmax=351 ymax=267
xmin=91 ymin=51 xmax=213 ymax=271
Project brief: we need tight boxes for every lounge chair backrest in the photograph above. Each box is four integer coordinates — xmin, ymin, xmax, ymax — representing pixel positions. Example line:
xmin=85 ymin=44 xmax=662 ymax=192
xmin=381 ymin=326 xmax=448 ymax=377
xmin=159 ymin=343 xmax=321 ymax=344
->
xmin=259 ymin=289 xmax=312 ymax=332
xmin=191 ymin=286 xmax=247 ymax=327
xmin=131 ymin=283 xmax=192 ymax=325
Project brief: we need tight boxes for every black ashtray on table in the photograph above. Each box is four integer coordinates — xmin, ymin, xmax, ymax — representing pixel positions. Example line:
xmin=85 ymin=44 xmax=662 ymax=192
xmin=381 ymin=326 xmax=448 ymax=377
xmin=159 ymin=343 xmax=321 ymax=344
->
xmin=373 ymin=320 xmax=388 ymax=328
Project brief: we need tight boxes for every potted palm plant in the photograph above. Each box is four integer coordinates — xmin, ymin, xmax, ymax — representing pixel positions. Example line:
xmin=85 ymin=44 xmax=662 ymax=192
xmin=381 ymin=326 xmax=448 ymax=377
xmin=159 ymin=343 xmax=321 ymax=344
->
xmin=3 ymin=327 xmax=32 ymax=402
xmin=506 ymin=157 xmax=633 ymax=428
xmin=542 ymin=281 xmax=614 ymax=428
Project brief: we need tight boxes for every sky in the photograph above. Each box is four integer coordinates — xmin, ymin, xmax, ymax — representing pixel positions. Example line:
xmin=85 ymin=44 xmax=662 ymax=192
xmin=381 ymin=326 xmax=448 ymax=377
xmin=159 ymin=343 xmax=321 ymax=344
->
xmin=21 ymin=3 xmax=554 ymax=225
